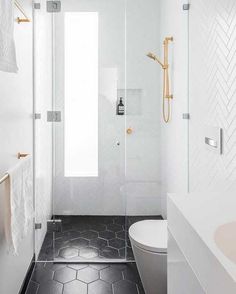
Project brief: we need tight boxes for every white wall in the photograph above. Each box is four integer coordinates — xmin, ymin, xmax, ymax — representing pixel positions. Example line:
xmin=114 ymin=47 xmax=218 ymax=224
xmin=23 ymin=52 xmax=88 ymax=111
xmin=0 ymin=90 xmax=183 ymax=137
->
xmin=53 ymin=0 xmax=161 ymax=216
xmin=160 ymin=0 xmax=236 ymax=218
xmin=160 ymin=0 xmax=189 ymax=218
xmin=34 ymin=0 xmax=53 ymax=257
xmin=0 ymin=1 xmax=34 ymax=293
xmin=188 ymin=0 xmax=236 ymax=193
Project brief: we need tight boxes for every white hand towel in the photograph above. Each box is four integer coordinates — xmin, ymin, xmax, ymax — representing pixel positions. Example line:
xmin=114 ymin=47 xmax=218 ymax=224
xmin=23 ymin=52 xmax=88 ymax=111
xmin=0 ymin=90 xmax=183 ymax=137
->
xmin=4 ymin=155 xmax=33 ymax=255
xmin=22 ymin=156 xmax=34 ymax=235
xmin=0 ymin=0 xmax=18 ymax=73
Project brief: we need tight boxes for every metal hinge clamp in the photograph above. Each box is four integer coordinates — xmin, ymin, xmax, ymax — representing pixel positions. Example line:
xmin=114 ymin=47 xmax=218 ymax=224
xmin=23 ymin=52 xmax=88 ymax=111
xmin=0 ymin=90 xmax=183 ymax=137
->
xmin=182 ymin=113 xmax=190 ymax=120
xmin=47 ymin=1 xmax=61 ymax=13
xmin=35 ymin=223 xmax=42 ymax=230
xmin=47 ymin=219 xmax=62 ymax=232
xmin=183 ymin=4 xmax=190 ymax=10
xmin=47 ymin=111 xmax=61 ymax=122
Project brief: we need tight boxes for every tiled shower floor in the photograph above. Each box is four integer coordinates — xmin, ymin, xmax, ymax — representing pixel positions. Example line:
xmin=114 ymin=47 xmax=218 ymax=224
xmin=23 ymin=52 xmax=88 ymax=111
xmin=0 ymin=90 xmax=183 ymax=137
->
xmin=26 ymin=262 xmax=145 ymax=294
xmin=38 ymin=216 xmax=162 ymax=262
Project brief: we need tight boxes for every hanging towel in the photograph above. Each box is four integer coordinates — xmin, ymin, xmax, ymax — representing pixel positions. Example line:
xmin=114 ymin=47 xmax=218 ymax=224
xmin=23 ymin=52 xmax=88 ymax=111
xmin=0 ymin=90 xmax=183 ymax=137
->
xmin=0 ymin=0 xmax=18 ymax=72
xmin=22 ymin=156 xmax=34 ymax=235
xmin=4 ymin=156 xmax=33 ymax=255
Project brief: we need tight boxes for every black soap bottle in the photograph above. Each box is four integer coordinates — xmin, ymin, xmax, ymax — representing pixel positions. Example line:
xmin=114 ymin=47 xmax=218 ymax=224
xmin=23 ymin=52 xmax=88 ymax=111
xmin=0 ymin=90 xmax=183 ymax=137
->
xmin=117 ymin=97 xmax=125 ymax=115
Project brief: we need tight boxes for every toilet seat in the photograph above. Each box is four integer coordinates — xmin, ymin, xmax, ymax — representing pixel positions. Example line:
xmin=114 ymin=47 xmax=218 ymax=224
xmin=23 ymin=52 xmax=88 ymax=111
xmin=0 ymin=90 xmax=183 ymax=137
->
xmin=129 ymin=220 xmax=167 ymax=254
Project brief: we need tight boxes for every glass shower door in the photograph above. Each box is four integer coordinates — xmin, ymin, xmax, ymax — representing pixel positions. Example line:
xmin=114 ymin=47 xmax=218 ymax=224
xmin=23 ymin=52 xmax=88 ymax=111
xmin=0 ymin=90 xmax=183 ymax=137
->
xmin=51 ymin=0 xmax=127 ymax=262
xmin=124 ymin=0 xmax=164 ymax=261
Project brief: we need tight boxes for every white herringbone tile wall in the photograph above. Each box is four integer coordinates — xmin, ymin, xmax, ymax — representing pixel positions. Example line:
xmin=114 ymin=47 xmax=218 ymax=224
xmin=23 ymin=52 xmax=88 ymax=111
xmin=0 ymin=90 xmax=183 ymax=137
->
xmin=189 ymin=0 xmax=236 ymax=192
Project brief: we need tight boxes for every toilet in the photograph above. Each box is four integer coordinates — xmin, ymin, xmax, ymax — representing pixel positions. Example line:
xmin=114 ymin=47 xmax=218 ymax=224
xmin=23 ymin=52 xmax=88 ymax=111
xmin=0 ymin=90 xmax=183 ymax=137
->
xmin=129 ymin=220 xmax=167 ymax=294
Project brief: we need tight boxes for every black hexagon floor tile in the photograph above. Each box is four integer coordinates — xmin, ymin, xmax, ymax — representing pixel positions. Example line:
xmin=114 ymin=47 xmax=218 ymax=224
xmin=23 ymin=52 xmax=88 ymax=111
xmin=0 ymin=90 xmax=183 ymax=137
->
xmin=110 ymin=263 xmax=127 ymax=270
xmin=113 ymin=216 xmax=126 ymax=225
xmin=123 ymin=264 xmax=141 ymax=284
xmin=100 ymin=247 xmax=120 ymax=259
xmin=37 ymin=280 xmax=63 ymax=294
xmin=89 ymin=264 xmax=110 ymax=270
xmin=99 ymin=216 xmax=114 ymax=225
xmin=32 ymin=267 xmax=54 ymax=284
xmin=109 ymin=238 xmax=125 ymax=249
xmin=68 ymin=264 xmax=88 ymax=270
xmin=72 ymin=223 xmax=91 ymax=232
xmin=113 ymin=280 xmax=139 ymax=294
xmin=126 ymin=247 xmax=135 ymax=261
xmin=81 ymin=230 xmax=99 ymax=240
xmin=99 ymin=230 xmax=116 ymax=240
xmin=38 ymin=215 xmax=162 ymax=261
xmin=77 ymin=267 xmax=99 ymax=283
xmin=55 ymin=230 xmax=81 ymax=241
xmin=44 ymin=263 xmax=67 ymax=271
xmin=119 ymin=248 xmax=125 ymax=258
xmin=79 ymin=247 xmax=99 ymax=259
xmin=27 ymin=263 xmax=144 ymax=294
xmin=63 ymin=280 xmax=87 ymax=294
xmin=58 ymin=247 xmax=79 ymax=259
xmin=90 ymin=223 xmax=107 ymax=232
xmin=116 ymin=230 xmax=125 ymax=240
xmin=88 ymin=280 xmax=112 ymax=294
xmin=100 ymin=267 xmax=123 ymax=283
xmin=25 ymin=281 xmax=39 ymax=294
xmin=53 ymin=267 xmax=77 ymax=283
xmin=107 ymin=224 xmax=123 ymax=232
xmin=90 ymin=237 xmax=108 ymax=249
xmin=69 ymin=238 xmax=89 ymax=249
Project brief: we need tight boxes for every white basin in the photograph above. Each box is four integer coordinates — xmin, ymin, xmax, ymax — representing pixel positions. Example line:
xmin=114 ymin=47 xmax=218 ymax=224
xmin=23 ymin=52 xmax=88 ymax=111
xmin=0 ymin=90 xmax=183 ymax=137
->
xmin=168 ymin=192 xmax=236 ymax=294
xmin=215 ymin=222 xmax=236 ymax=264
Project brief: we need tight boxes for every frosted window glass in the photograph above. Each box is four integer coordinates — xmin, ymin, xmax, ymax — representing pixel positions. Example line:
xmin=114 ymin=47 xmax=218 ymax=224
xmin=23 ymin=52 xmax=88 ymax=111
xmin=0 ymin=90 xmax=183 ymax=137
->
xmin=64 ymin=12 xmax=98 ymax=177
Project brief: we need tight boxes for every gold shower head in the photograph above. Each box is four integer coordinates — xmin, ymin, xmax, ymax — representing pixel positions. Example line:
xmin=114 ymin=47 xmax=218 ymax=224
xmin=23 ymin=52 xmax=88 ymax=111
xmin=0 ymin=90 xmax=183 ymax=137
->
xmin=147 ymin=52 xmax=157 ymax=60
xmin=146 ymin=52 xmax=164 ymax=68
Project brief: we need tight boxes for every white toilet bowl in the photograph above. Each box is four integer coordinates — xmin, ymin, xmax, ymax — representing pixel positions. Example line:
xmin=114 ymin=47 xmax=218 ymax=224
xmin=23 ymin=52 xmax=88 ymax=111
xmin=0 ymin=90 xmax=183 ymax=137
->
xmin=129 ymin=220 xmax=167 ymax=294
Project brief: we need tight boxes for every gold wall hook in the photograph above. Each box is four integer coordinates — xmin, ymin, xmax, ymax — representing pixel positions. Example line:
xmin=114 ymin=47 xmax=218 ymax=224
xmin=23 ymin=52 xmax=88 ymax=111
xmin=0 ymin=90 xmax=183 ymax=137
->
xmin=17 ymin=153 xmax=29 ymax=159
xmin=14 ymin=0 xmax=31 ymax=24
xmin=126 ymin=128 xmax=133 ymax=135
xmin=17 ymin=17 xmax=30 ymax=24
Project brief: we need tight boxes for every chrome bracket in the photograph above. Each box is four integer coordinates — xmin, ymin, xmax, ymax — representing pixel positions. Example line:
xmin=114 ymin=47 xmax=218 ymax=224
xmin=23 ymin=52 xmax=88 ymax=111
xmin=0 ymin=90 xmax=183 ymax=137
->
xmin=34 ymin=3 xmax=41 ymax=9
xmin=35 ymin=223 xmax=42 ymax=230
xmin=47 ymin=1 xmax=61 ymax=13
xmin=183 ymin=4 xmax=190 ymax=10
xmin=182 ymin=113 xmax=190 ymax=120
xmin=47 ymin=220 xmax=62 ymax=233
xmin=35 ymin=113 xmax=41 ymax=120
xmin=47 ymin=111 xmax=61 ymax=122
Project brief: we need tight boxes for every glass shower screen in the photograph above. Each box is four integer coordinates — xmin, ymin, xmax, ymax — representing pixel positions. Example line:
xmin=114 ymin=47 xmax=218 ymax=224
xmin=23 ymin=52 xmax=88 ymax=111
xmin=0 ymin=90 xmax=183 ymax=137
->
xmin=34 ymin=0 xmax=164 ymax=264
xmin=51 ymin=0 xmax=127 ymax=262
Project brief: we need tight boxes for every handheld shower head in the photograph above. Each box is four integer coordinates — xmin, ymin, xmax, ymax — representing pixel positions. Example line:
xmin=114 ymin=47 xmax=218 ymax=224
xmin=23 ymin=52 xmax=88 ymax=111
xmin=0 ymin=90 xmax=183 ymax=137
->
xmin=146 ymin=52 xmax=164 ymax=68
xmin=147 ymin=52 xmax=157 ymax=60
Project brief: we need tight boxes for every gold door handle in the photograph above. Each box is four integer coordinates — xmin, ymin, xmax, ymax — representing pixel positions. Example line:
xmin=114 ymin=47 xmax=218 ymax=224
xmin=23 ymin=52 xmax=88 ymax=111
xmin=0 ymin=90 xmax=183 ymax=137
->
xmin=126 ymin=128 xmax=133 ymax=135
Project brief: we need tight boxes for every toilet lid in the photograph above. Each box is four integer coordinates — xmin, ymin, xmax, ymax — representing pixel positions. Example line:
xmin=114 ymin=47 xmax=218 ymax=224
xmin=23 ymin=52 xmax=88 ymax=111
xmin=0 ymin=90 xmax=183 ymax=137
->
xmin=129 ymin=220 xmax=167 ymax=253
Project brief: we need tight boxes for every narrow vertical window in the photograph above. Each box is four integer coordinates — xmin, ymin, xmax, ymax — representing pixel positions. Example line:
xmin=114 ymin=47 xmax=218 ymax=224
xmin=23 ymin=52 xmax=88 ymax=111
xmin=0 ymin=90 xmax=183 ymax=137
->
xmin=64 ymin=12 xmax=98 ymax=177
